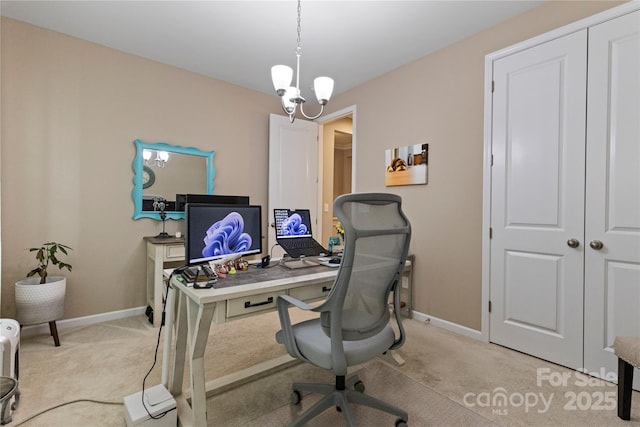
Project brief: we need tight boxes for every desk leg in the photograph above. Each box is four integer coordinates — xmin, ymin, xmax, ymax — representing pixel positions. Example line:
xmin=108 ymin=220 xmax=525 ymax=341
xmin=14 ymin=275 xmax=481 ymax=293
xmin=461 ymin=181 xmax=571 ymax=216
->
xmin=388 ymin=350 xmax=405 ymax=366
xmin=169 ymin=291 xmax=188 ymax=396
xmin=151 ymin=245 xmax=165 ymax=328
xmin=161 ymin=284 xmax=175 ymax=387
xmin=186 ymin=297 xmax=215 ymax=427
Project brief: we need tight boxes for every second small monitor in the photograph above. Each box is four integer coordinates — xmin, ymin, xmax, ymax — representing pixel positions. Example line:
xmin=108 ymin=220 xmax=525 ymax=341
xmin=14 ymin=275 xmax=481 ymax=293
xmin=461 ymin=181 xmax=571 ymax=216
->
xmin=176 ymin=194 xmax=249 ymax=211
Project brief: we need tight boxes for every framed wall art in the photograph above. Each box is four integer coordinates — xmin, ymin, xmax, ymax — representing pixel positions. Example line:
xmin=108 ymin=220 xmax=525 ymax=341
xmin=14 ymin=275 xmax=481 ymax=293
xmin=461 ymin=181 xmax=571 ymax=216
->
xmin=385 ymin=143 xmax=428 ymax=186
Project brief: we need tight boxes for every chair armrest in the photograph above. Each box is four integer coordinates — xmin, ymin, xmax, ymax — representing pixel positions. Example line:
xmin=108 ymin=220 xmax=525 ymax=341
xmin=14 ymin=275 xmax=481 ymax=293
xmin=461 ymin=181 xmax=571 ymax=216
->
xmin=389 ymin=282 xmax=406 ymax=350
xmin=279 ymin=294 xmax=316 ymax=311
xmin=276 ymin=295 xmax=319 ymax=361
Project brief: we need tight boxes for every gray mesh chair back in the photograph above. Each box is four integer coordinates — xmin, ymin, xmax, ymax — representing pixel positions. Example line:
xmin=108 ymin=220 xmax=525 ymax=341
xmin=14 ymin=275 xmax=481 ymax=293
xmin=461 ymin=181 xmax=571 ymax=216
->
xmin=275 ymin=193 xmax=411 ymax=426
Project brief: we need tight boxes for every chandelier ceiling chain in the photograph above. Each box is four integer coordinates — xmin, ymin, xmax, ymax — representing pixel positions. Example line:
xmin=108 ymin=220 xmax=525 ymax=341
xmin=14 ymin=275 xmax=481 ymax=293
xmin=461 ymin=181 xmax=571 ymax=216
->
xmin=271 ymin=0 xmax=334 ymax=123
xmin=296 ymin=0 xmax=301 ymax=53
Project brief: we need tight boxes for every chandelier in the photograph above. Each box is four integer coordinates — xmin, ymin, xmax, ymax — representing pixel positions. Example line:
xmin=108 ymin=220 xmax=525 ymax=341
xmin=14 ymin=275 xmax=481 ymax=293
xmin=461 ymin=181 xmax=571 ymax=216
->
xmin=271 ymin=0 xmax=334 ymax=123
xmin=143 ymin=149 xmax=169 ymax=168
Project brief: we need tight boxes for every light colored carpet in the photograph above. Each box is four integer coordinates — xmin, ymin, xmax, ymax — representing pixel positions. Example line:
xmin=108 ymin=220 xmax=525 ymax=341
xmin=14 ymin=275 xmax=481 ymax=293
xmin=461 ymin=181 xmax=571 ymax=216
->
xmin=245 ymin=361 xmax=498 ymax=427
xmin=9 ymin=312 xmax=640 ymax=426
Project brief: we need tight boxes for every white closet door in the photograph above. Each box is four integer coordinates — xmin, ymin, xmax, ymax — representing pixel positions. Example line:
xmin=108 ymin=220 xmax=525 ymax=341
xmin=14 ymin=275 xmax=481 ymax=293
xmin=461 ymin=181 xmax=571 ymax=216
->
xmin=583 ymin=11 xmax=640 ymax=389
xmin=268 ymin=114 xmax=319 ymax=259
xmin=489 ymin=30 xmax=587 ymax=369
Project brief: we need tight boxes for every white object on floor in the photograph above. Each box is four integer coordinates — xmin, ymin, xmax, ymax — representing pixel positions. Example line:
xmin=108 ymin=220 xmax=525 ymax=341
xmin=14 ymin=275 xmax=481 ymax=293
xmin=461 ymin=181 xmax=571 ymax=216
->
xmin=124 ymin=384 xmax=176 ymax=427
xmin=0 ymin=319 xmax=20 ymax=423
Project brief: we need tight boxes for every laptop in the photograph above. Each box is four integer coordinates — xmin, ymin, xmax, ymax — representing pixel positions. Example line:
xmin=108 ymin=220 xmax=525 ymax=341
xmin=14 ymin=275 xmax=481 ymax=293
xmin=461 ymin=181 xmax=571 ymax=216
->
xmin=274 ymin=209 xmax=329 ymax=258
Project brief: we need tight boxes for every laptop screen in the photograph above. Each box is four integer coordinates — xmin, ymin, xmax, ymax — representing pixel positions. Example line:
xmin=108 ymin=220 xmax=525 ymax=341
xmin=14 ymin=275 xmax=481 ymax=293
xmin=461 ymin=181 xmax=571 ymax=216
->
xmin=274 ymin=209 xmax=313 ymax=239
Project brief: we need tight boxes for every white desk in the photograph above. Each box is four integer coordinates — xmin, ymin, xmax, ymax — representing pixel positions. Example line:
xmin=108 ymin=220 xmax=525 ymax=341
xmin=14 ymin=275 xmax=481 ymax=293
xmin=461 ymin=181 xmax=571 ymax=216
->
xmin=163 ymin=259 xmax=413 ymax=427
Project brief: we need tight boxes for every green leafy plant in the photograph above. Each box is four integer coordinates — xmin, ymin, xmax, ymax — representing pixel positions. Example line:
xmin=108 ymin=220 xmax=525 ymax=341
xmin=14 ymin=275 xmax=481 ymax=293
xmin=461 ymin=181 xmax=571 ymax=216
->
xmin=26 ymin=242 xmax=73 ymax=284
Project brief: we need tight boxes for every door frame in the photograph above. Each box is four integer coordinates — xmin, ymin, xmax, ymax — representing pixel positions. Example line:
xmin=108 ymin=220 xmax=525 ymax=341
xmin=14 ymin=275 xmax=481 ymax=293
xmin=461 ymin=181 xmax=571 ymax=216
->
xmin=316 ymin=105 xmax=357 ymax=237
xmin=481 ymin=2 xmax=639 ymax=342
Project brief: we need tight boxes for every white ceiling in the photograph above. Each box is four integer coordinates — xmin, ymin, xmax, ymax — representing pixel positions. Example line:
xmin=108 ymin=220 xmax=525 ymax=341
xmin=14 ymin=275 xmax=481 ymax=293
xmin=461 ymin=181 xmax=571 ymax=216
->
xmin=1 ymin=0 xmax=545 ymax=98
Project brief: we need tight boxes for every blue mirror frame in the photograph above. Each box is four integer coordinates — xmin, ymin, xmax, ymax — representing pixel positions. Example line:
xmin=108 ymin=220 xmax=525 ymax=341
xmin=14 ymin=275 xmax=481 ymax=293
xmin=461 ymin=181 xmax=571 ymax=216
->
xmin=132 ymin=139 xmax=215 ymax=220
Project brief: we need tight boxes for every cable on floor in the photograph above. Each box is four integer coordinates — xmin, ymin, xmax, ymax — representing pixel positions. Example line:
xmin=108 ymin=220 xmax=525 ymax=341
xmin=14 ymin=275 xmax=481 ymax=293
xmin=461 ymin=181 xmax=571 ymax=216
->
xmin=139 ymin=265 xmax=188 ymax=420
xmin=13 ymin=398 xmax=122 ymax=426
xmin=15 ymin=267 xmax=189 ymax=426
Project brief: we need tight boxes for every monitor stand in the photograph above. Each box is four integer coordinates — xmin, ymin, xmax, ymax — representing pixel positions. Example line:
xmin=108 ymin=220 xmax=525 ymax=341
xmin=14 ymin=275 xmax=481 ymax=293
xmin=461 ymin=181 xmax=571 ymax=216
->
xmin=282 ymin=257 xmax=319 ymax=269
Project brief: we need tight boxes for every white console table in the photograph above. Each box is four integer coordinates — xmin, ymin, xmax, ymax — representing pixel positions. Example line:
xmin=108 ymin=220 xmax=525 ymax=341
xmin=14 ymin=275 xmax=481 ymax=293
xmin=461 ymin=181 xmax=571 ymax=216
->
xmin=144 ymin=236 xmax=185 ymax=327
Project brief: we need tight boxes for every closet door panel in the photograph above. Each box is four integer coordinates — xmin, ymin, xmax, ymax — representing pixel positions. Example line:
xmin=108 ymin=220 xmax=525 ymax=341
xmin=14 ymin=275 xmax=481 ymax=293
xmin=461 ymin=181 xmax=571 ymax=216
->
xmin=584 ymin=10 xmax=640 ymax=390
xmin=489 ymin=30 xmax=587 ymax=369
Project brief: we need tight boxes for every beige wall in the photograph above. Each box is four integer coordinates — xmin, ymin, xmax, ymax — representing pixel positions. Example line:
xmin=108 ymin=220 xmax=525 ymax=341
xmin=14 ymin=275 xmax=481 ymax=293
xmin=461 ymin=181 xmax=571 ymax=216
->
xmin=0 ymin=18 xmax=281 ymax=319
xmin=324 ymin=1 xmax=623 ymax=330
xmin=0 ymin=1 xmax=623 ymax=328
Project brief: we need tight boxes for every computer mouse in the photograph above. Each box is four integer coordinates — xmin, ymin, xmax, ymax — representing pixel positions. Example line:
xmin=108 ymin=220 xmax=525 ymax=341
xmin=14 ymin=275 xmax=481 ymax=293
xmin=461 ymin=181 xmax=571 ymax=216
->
xmin=329 ymin=257 xmax=341 ymax=264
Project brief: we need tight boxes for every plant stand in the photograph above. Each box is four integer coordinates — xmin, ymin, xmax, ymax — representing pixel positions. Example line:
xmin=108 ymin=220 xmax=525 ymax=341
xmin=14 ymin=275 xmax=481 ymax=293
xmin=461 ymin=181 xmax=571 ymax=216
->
xmin=47 ymin=321 xmax=60 ymax=347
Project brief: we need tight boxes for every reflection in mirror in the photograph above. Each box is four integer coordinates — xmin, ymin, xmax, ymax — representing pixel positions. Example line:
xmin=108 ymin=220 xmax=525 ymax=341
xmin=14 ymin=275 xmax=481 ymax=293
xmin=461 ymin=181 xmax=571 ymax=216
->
xmin=142 ymin=152 xmax=205 ymax=206
xmin=132 ymin=139 xmax=215 ymax=220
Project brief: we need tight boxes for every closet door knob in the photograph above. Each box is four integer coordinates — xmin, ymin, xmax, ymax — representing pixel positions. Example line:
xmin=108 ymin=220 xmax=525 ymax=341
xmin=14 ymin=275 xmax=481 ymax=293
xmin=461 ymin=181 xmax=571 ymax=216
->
xmin=589 ymin=240 xmax=604 ymax=250
xmin=567 ymin=238 xmax=580 ymax=248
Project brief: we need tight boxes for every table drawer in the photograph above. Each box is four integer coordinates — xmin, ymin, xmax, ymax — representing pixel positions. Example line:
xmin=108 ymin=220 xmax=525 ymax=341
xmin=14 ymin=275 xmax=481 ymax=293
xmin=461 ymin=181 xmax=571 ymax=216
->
xmin=289 ymin=282 xmax=333 ymax=302
xmin=226 ymin=291 xmax=284 ymax=318
xmin=165 ymin=245 xmax=185 ymax=260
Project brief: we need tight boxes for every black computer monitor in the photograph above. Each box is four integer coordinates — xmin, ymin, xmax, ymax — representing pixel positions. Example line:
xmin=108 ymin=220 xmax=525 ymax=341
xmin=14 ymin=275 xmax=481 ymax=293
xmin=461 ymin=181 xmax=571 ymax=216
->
xmin=185 ymin=203 xmax=262 ymax=265
xmin=175 ymin=194 xmax=250 ymax=211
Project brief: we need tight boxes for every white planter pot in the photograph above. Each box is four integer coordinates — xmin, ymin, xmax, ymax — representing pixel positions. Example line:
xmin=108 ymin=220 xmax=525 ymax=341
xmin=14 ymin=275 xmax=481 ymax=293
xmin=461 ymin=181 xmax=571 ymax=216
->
xmin=15 ymin=276 xmax=66 ymax=326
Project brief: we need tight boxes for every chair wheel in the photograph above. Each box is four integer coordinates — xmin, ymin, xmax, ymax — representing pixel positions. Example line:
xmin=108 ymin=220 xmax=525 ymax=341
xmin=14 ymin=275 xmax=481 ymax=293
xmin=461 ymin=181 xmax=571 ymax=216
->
xmin=290 ymin=390 xmax=302 ymax=405
xmin=395 ymin=419 xmax=408 ymax=427
xmin=336 ymin=406 xmax=342 ymax=412
xmin=354 ymin=380 xmax=365 ymax=393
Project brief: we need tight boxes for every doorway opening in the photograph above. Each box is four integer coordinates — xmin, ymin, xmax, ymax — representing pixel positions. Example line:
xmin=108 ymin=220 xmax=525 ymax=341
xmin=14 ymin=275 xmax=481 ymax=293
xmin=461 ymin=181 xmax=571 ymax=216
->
xmin=318 ymin=108 xmax=354 ymax=247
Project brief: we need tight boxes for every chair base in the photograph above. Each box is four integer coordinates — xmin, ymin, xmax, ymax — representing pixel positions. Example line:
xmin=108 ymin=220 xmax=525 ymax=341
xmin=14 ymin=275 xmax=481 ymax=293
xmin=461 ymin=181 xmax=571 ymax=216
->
xmin=289 ymin=375 xmax=408 ymax=427
xmin=618 ymin=357 xmax=634 ymax=420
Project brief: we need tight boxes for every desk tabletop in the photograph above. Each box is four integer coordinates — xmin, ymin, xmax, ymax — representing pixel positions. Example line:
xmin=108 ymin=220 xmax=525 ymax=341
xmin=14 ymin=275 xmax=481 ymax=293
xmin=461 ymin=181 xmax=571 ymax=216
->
xmin=169 ymin=256 xmax=413 ymax=306
xmin=171 ymin=264 xmax=338 ymax=305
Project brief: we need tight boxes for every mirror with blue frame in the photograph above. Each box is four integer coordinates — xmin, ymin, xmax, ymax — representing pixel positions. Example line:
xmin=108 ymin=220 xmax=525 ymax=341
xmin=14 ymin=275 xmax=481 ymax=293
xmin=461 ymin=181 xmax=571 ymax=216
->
xmin=132 ymin=139 xmax=215 ymax=220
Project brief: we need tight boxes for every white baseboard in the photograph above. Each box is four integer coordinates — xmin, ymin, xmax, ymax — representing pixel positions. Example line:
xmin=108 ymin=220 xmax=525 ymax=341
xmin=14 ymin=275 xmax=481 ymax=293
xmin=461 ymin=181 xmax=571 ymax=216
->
xmin=411 ymin=310 xmax=484 ymax=341
xmin=21 ymin=306 xmax=484 ymax=344
xmin=20 ymin=306 xmax=148 ymax=339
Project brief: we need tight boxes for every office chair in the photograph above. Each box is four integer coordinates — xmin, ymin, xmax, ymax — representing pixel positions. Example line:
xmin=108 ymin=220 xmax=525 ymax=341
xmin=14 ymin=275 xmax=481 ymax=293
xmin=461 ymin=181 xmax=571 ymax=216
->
xmin=276 ymin=193 xmax=411 ymax=426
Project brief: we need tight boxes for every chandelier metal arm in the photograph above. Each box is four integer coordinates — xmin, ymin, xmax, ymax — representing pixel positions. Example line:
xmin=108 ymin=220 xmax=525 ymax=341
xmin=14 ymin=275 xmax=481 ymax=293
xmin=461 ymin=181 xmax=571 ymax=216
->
xmin=279 ymin=98 xmax=325 ymax=123
xmin=299 ymin=103 xmax=325 ymax=121
xmin=280 ymin=99 xmax=297 ymax=121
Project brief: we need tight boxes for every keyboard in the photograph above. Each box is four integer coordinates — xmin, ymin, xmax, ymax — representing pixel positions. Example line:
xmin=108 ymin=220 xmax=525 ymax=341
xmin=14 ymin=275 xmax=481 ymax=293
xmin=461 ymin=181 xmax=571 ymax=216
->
xmin=287 ymin=239 xmax=318 ymax=249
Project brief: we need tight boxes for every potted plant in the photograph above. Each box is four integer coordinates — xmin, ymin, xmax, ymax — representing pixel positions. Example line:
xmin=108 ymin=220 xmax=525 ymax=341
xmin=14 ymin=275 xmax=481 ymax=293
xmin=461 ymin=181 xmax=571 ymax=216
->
xmin=15 ymin=242 xmax=72 ymax=346
xmin=336 ymin=221 xmax=345 ymax=243
xmin=333 ymin=222 xmax=345 ymax=253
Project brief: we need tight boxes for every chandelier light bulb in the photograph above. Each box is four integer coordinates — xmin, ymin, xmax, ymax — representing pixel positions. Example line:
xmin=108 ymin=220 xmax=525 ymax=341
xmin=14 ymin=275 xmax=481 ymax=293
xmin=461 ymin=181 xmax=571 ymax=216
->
xmin=283 ymin=87 xmax=297 ymax=113
xmin=271 ymin=65 xmax=293 ymax=95
xmin=158 ymin=151 xmax=169 ymax=162
xmin=314 ymin=76 xmax=334 ymax=105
